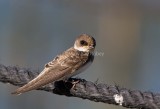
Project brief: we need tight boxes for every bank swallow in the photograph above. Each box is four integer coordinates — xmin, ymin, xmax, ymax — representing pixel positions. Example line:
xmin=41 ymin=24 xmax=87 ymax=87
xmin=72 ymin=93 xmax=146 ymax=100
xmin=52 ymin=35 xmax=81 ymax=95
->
xmin=12 ymin=34 xmax=96 ymax=95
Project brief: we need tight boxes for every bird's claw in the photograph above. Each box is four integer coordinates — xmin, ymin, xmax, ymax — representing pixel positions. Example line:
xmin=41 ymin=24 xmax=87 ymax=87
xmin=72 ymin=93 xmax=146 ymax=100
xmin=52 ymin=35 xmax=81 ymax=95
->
xmin=71 ymin=80 xmax=80 ymax=89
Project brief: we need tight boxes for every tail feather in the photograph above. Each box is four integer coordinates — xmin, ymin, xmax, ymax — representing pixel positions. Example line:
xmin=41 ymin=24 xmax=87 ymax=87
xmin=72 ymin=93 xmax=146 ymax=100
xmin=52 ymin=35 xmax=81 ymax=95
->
xmin=11 ymin=76 xmax=50 ymax=95
xmin=12 ymin=64 xmax=71 ymax=95
xmin=11 ymin=89 xmax=23 ymax=95
xmin=11 ymin=79 xmax=41 ymax=95
xmin=11 ymin=70 xmax=50 ymax=95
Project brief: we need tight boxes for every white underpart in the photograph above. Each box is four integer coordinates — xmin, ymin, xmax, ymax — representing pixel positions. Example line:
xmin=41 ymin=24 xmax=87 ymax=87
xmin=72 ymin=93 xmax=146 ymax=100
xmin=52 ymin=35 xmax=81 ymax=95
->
xmin=113 ymin=94 xmax=124 ymax=105
xmin=69 ymin=56 xmax=93 ymax=78
xmin=74 ymin=44 xmax=89 ymax=52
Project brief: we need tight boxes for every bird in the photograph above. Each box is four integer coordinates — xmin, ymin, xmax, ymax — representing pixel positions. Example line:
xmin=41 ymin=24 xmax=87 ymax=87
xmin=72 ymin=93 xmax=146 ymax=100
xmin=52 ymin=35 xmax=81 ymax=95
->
xmin=12 ymin=34 xmax=96 ymax=95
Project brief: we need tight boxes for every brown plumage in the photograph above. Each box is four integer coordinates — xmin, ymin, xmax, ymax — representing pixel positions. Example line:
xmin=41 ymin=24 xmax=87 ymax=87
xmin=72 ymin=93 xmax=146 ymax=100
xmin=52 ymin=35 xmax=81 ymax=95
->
xmin=12 ymin=34 xmax=96 ymax=95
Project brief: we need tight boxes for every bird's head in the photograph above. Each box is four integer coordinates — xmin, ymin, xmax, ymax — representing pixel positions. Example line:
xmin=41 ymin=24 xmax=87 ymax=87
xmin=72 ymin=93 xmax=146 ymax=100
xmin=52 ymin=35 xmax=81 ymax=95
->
xmin=74 ymin=34 xmax=96 ymax=52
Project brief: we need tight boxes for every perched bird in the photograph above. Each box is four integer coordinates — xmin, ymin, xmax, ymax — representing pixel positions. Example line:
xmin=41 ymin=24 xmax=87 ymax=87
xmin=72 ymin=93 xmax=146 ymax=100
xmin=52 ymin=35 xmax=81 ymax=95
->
xmin=12 ymin=34 xmax=96 ymax=95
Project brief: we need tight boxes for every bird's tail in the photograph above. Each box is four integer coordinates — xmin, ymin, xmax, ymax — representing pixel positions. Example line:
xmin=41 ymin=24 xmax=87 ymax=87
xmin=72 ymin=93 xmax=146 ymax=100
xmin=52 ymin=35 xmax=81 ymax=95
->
xmin=11 ymin=69 xmax=52 ymax=95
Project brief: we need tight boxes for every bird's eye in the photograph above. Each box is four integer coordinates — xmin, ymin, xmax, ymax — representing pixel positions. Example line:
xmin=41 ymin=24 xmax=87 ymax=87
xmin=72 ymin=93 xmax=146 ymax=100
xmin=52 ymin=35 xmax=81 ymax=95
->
xmin=80 ymin=40 xmax=88 ymax=46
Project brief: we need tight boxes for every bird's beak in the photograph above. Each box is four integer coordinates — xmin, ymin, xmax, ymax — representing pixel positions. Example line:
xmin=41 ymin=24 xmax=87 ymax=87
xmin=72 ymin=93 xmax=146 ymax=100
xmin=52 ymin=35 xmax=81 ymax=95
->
xmin=89 ymin=46 xmax=94 ymax=49
xmin=89 ymin=46 xmax=95 ymax=52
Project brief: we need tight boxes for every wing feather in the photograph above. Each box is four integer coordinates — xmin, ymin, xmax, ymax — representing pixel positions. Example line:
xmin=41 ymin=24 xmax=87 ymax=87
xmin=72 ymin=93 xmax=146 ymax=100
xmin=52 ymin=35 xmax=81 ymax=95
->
xmin=12 ymin=47 xmax=89 ymax=95
xmin=12 ymin=65 xmax=71 ymax=94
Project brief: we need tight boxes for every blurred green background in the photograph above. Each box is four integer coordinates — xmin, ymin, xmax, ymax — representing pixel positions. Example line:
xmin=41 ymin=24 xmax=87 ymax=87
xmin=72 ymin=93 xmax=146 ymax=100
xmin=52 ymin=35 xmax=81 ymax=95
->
xmin=0 ymin=0 xmax=160 ymax=109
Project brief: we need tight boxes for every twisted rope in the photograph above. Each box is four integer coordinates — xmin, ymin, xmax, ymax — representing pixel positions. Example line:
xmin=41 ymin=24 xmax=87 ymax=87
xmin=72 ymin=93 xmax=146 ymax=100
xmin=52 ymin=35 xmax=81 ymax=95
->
xmin=0 ymin=64 xmax=160 ymax=109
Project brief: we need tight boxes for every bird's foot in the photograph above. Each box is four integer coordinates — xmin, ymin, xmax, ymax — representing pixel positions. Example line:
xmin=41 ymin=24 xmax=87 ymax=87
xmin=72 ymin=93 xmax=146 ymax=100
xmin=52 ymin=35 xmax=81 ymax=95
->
xmin=71 ymin=79 xmax=80 ymax=89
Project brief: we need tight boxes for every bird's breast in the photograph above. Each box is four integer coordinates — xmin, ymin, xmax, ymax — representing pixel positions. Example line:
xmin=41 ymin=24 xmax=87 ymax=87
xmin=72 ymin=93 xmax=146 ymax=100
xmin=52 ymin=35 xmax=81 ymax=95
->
xmin=68 ymin=53 xmax=94 ymax=78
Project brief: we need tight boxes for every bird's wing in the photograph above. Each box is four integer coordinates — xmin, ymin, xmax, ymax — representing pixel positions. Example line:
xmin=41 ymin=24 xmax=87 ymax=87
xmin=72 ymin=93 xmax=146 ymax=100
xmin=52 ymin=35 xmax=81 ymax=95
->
xmin=12 ymin=48 xmax=88 ymax=95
